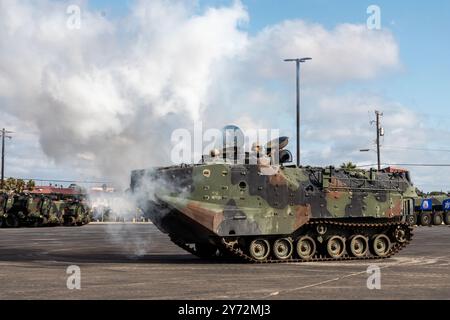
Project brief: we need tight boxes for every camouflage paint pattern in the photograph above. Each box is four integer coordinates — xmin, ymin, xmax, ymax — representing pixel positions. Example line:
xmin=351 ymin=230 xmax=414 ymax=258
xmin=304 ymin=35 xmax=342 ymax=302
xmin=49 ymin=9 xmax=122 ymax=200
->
xmin=0 ymin=192 xmax=92 ymax=228
xmin=132 ymin=164 xmax=417 ymax=238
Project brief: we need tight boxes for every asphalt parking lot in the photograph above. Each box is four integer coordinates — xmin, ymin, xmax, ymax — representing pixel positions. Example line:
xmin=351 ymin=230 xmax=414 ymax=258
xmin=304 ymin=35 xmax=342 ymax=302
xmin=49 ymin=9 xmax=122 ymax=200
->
xmin=0 ymin=223 xmax=449 ymax=299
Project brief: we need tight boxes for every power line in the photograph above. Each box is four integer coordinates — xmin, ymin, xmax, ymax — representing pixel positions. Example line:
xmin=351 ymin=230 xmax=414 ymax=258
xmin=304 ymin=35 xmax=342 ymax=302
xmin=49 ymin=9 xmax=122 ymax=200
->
xmin=357 ymin=163 xmax=450 ymax=168
xmin=33 ymin=179 xmax=110 ymax=184
xmin=382 ymin=146 xmax=450 ymax=153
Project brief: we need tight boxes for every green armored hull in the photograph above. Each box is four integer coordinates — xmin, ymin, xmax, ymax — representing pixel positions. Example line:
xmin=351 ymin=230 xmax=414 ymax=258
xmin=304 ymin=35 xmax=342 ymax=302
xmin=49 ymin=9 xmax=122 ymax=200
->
xmin=131 ymin=162 xmax=417 ymax=263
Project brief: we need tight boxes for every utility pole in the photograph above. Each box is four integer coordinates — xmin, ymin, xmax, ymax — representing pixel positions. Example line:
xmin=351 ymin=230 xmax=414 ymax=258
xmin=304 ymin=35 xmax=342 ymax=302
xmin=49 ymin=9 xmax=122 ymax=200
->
xmin=284 ymin=57 xmax=312 ymax=167
xmin=1 ymin=128 xmax=13 ymax=189
xmin=375 ymin=111 xmax=384 ymax=170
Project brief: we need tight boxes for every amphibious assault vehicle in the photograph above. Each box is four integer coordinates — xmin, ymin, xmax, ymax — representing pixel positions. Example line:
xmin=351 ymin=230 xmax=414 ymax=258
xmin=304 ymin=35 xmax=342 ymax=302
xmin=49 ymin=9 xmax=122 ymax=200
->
xmin=131 ymin=133 xmax=417 ymax=263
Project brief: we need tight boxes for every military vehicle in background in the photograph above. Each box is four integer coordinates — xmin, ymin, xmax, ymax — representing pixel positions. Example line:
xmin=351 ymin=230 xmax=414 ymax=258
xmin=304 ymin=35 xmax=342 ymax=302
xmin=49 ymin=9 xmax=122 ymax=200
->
xmin=61 ymin=199 xmax=90 ymax=226
xmin=131 ymin=128 xmax=417 ymax=263
xmin=0 ymin=193 xmax=57 ymax=227
xmin=0 ymin=192 xmax=10 ymax=228
xmin=413 ymin=192 xmax=450 ymax=226
xmin=2 ymin=193 xmax=32 ymax=227
xmin=0 ymin=183 xmax=92 ymax=228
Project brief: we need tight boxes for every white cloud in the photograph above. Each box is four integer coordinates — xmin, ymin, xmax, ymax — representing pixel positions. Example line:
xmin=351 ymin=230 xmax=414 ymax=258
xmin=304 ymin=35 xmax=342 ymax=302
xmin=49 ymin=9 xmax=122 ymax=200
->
xmin=0 ymin=0 xmax=248 ymax=185
xmin=244 ymin=20 xmax=400 ymax=83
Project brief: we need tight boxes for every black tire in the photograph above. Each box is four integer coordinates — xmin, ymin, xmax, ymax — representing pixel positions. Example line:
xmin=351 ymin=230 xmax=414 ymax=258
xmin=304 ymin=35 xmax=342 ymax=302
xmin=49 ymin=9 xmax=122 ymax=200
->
xmin=393 ymin=226 xmax=409 ymax=243
xmin=0 ymin=217 xmax=3 ymax=228
xmin=445 ymin=212 xmax=450 ymax=225
xmin=5 ymin=215 xmax=19 ymax=228
xmin=64 ymin=217 xmax=76 ymax=226
xmin=420 ymin=212 xmax=431 ymax=226
xmin=407 ymin=214 xmax=417 ymax=226
xmin=433 ymin=212 xmax=443 ymax=226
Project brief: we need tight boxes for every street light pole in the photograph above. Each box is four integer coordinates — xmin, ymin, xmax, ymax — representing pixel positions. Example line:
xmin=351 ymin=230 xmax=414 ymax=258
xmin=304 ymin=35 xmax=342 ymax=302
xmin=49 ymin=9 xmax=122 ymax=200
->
xmin=1 ymin=129 xmax=4 ymax=188
xmin=284 ymin=57 xmax=311 ymax=167
xmin=1 ymin=128 xmax=13 ymax=189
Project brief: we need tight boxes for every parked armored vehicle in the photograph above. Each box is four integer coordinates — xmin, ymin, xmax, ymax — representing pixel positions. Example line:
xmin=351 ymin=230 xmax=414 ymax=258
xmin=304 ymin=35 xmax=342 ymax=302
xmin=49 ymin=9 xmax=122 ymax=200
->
xmin=2 ymin=193 xmax=29 ymax=227
xmin=2 ymin=194 xmax=50 ymax=227
xmin=0 ymin=192 xmax=8 ymax=227
xmin=31 ymin=185 xmax=91 ymax=227
xmin=414 ymin=192 xmax=450 ymax=226
xmin=61 ymin=200 xmax=90 ymax=226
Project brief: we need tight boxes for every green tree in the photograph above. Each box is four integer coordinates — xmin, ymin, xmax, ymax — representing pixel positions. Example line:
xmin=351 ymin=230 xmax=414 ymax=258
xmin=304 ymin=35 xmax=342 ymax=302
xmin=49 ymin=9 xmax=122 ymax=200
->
xmin=16 ymin=179 xmax=25 ymax=193
xmin=340 ymin=162 xmax=357 ymax=170
xmin=26 ymin=180 xmax=36 ymax=191
xmin=5 ymin=178 xmax=16 ymax=191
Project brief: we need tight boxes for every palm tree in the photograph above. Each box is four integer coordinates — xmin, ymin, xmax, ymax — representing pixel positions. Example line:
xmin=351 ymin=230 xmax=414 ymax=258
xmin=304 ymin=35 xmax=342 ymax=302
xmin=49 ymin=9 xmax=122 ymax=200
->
xmin=26 ymin=180 xmax=36 ymax=191
xmin=340 ymin=162 xmax=357 ymax=170
xmin=16 ymin=179 xmax=25 ymax=193
xmin=5 ymin=177 xmax=16 ymax=191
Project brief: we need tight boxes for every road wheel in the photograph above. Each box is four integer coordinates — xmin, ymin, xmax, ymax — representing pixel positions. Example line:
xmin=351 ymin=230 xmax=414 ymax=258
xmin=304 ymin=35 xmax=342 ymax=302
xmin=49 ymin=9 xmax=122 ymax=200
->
xmin=273 ymin=238 xmax=293 ymax=260
xmin=296 ymin=236 xmax=316 ymax=260
xmin=0 ymin=217 xmax=3 ymax=228
xmin=349 ymin=235 xmax=369 ymax=258
xmin=406 ymin=214 xmax=417 ymax=226
xmin=249 ymin=239 xmax=270 ymax=261
xmin=420 ymin=213 xmax=431 ymax=226
xmin=326 ymin=236 xmax=346 ymax=259
xmin=393 ymin=226 xmax=408 ymax=243
xmin=445 ymin=212 xmax=450 ymax=225
xmin=371 ymin=234 xmax=391 ymax=257
xmin=433 ymin=212 xmax=443 ymax=226
xmin=5 ymin=215 xmax=19 ymax=228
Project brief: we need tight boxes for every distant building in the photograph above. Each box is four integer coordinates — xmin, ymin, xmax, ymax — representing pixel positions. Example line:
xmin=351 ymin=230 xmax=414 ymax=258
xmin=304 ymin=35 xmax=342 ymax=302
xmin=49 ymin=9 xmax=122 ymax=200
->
xmin=31 ymin=186 xmax=85 ymax=196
